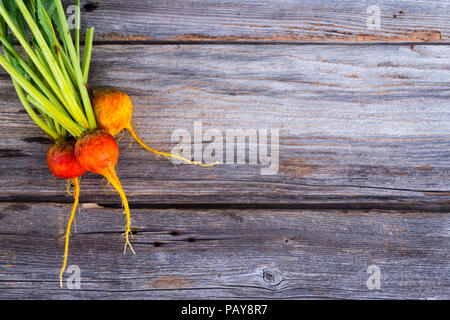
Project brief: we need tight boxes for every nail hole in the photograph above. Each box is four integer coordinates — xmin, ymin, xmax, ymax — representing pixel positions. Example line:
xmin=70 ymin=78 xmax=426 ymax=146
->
xmin=187 ymin=237 xmax=196 ymax=243
xmin=170 ymin=230 xmax=180 ymax=236
xmin=153 ymin=241 xmax=161 ymax=247
xmin=84 ymin=2 xmax=99 ymax=12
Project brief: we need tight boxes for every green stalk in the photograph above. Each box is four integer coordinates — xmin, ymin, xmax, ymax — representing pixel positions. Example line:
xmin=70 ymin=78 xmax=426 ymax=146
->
xmin=6 ymin=45 xmax=59 ymax=138
xmin=55 ymin=49 xmax=83 ymax=108
xmin=40 ymin=5 xmax=78 ymax=92
xmin=27 ymin=95 xmax=62 ymax=134
xmin=0 ymin=3 xmax=68 ymax=112
xmin=36 ymin=44 xmax=87 ymax=126
xmin=0 ymin=35 xmax=70 ymax=117
xmin=82 ymin=27 xmax=94 ymax=83
xmin=55 ymin=0 xmax=97 ymax=130
xmin=15 ymin=0 xmax=89 ymax=129
xmin=75 ymin=0 xmax=80 ymax=60
xmin=58 ymin=42 xmax=77 ymax=85
xmin=28 ymin=95 xmax=56 ymax=130
xmin=34 ymin=47 xmax=56 ymax=85
xmin=11 ymin=80 xmax=59 ymax=140
xmin=0 ymin=52 xmax=83 ymax=137
xmin=53 ymin=119 xmax=63 ymax=136
xmin=2 ymin=49 xmax=64 ymax=137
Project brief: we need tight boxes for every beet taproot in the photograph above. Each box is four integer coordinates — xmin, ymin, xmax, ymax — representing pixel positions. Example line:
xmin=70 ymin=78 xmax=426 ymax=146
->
xmin=75 ymin=129 xmax=135 ymax=254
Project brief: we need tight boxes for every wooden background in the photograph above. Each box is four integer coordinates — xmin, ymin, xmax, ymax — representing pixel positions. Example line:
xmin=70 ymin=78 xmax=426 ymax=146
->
xmin=0 ymin=0 xmax=449 ymax=299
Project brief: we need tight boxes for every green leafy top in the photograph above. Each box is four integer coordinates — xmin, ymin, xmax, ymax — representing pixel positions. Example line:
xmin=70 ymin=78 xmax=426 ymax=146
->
xmin=0 ymin=0 xmax=95 ymax=139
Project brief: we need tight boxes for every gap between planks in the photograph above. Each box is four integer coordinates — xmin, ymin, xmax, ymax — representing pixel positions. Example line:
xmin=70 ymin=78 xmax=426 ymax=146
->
xmin=93 ymin=40 xmax=450 ymax=46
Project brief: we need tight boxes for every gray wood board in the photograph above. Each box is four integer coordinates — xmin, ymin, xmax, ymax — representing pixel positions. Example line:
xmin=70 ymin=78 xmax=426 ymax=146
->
xmin=66 ymin=0 xmax=450 ymax=42
xmin=0 ymin=203 xmax=448 ymax=299
xmin=0 ymin=44 xmax=449 ymax=208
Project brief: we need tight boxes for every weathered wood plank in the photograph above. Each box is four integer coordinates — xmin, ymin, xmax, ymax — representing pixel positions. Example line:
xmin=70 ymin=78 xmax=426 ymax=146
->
xmin=0 ymin=203 xmax=448 ymax=299
xmin=67 ymin=0 xmax=450 ymax=42
xmin=1 ymin=45 xmax=449 ymax=207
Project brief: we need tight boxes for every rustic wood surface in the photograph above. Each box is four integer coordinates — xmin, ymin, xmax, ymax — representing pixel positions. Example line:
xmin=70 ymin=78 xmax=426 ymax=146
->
xmin=68 ymin=0 xmax=450 ymax=42
xmin=0 ymin=203 xmax=448 ymax=299
xmin=1 ymin=45 xmax=449 ymax=207
xmin=0 ymin=0 xmax=449 ymax=299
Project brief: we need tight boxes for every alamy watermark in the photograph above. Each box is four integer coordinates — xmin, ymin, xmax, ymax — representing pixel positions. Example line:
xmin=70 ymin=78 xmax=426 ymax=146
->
xmin=366 ymin=4 xmax=381 ymax=30
xmin=170 ymin=121 xmax=280 ymax=175
xmin=366 ymin=264 xmax=381 ymax=290
xmin=64 ymin=264 xmax=81 ymax=289
xmin=66 ymin=4 xmax=81 ymax=30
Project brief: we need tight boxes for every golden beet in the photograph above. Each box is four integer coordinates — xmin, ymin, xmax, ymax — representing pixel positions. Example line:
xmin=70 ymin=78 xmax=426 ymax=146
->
xmin=92 ymin=89 xmax=133 ymax=136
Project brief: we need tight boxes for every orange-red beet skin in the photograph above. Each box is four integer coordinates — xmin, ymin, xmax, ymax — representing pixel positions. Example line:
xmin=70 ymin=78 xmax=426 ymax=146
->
xmin=47 ymin=142 xmax=86 ymax=179
xmin=92 ymin=89 xmax=133 ymax=136
xmin=75 ymin=130 xmax=119 ymax=175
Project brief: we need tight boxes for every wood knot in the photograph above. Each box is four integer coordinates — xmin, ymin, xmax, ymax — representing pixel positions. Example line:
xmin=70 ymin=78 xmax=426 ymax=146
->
xmin=262 ymin=267 xmax=282 ymax=286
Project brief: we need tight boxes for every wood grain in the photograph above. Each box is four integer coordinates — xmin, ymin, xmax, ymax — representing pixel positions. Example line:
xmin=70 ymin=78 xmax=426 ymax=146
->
xmin=0 ymin=203 xmax=448 ymax=299
xmin=0 ymin=44 xmax=449 ymax=208
xmin=67 ymin=0 xmax=450 ymax=42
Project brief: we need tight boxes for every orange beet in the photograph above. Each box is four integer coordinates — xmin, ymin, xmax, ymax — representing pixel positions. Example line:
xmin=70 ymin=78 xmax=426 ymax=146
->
xmin=75 ymin=129 xmax=119 ymax=175
xmin=47 ymin=141 xmax=85 ymax=288
xmin=75 ymin=129 xmax=135 ymax=254
xmin=47 ymin=141 xmax=86 ymax=179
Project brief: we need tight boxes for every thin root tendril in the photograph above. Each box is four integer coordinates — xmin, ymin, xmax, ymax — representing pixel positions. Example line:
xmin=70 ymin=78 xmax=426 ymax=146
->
xmin=127 ymin=126 xmax=218 ymax=167
xmin=59 ymin=177 xmax=80 ymax=288
xmin=103 ymin=168 xmax=136 ymax=255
